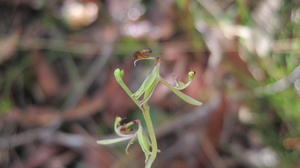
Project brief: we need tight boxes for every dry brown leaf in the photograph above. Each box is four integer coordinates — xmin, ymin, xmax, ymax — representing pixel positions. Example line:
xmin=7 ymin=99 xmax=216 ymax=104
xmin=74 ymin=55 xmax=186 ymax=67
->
xmin=23 ymin=145 xmax=59 ymax=168
xmin=45 ymin=151 xmax=77 ymax=168
xmin=0 ymin=32 xmax=20 ymax=64
xmin=283 ymin=138 xmax=300 ymax=150
xmin=32 ymin=51 xmax=61 ymax=97
xmin=83 ymin=146 xmax=116 ymax=168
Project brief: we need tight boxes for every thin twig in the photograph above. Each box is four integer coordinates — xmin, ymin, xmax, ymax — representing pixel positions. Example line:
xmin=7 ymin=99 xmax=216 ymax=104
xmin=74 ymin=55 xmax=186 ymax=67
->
xmin=0 ymin=128 xmax=97 ymax=149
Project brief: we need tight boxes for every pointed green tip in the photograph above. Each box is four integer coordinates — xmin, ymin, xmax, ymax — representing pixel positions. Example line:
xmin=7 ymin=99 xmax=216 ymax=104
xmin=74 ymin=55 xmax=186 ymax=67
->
xmin=194 ymin=101 xmax=203 ymax=106
xmin=96 ymin=140 xmax=105 ymax=145
xmin=188 ymin=71 xmax=195 ymax=81
xmin=114 ymin=68 xmax=125 ymax=79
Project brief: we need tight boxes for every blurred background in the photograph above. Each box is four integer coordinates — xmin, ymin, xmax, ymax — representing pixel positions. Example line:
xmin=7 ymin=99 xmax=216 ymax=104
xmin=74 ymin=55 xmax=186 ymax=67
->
xmin=0 ymin=0 xmax=300 ymax=167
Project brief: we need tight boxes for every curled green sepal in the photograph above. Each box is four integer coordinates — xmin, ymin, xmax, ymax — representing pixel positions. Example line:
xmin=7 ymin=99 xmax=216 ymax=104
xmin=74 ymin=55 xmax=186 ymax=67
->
xmin=96 ymin=117 xmax=152 ymax=160
xmin=114 ymin=69 xmax=134 ymax=97
xmin=159 ymin=75 xmax=202 ymax=106
xmin=173 ymin=71 xmax=196 ymax=90
xmin=114 ymin=69 xmax=141 ymax=106
xmin=97 ymin=117 xmax=136 ymax=145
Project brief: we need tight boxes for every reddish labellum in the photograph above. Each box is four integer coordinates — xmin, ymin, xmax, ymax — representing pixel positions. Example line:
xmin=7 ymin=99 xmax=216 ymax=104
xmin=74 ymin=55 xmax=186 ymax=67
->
xmin=120 ymin=127 xmax=133 ymax=133
xmin=133 ymin=48 xmax=152 ymax=60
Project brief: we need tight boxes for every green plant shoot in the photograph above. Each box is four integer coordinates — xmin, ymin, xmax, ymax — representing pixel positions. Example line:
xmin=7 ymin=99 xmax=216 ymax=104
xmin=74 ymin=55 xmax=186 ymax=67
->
xmin=97 ymin=50 xmax=202 ymax=168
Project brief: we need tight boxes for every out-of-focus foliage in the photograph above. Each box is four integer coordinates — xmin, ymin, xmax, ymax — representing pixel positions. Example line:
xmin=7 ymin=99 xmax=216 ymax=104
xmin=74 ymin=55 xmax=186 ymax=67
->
xmin=0 ymin=0 xmax=300 ymax=168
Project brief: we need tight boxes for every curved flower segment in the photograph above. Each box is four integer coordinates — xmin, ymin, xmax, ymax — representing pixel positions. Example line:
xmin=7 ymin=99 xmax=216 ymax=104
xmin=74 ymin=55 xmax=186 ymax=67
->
xmin=97 ymin=117 xmax=152 ymax=161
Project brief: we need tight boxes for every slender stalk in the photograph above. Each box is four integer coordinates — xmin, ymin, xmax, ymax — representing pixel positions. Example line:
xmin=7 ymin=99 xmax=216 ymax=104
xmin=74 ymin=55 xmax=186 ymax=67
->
xmin=142 ymin=104 xmax=158 ymax=168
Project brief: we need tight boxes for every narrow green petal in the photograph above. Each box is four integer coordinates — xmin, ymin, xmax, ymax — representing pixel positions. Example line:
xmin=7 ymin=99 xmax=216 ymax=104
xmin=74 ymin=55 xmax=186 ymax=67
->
xmin=97 ymin=136 xmax=132 ymax=145
xmin=140 ymin=79 xmax=159 ymax=106
xmin=133 ymin=64 xmax=160 ymax=99
xmin=174 ymin=71 xmax=196 ymax=90
xmin=169 ymin=88 xmax=202 ymax=106
xmin=159 ymin=76 xmax=202 ymax=106
xmin=132 ymin=75 xmax=150 ymax=99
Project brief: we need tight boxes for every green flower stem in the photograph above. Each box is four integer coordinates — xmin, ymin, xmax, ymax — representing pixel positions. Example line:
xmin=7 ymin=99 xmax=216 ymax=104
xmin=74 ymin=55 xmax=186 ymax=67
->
xmin=117 ymin=83 xmax=158 ymax=167
xmin=142 ymin=104 xmax=158 ymax=168
xmin=114 ymin=69 xmax=158 ymax=168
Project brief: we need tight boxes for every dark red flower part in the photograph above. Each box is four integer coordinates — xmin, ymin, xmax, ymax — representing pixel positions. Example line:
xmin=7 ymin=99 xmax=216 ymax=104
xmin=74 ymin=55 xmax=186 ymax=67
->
xmin=133 ymin=48 xmax=152 ymax=60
